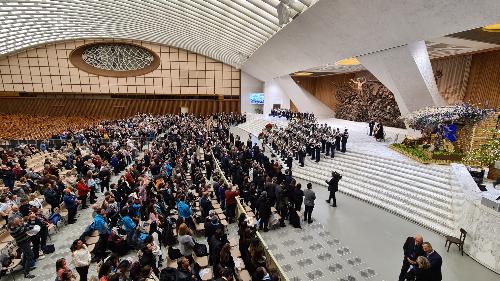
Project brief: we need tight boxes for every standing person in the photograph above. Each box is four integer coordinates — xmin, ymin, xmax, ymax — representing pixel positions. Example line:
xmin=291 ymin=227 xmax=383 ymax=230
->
xmin=303 ymin=183 xmax=316 ymax=224
xmin=224 ymin=184 xmax=240 ymax=224
xmin=63 ymin=188 xmax=79 ymax=224
xmin=98 ymin=164 xmax=111 ymax=193
xmin=368 ymin=120 xmax=375 ymax=136
xmin=178 ymin=223 xmax=195 ymax=264
xmin=200 ymin=192 xmax=213 ymax=219
xmin=256 ymin=191 xmax=271 ymax=232
xmin=334 ymin=129 xmax=341 ymax=151
xmin=413 ymin=256 xmax=432 ymax=281
xmin=8 ymin=217 xmax=36 ymax=279
xmin=325 ymin=171 xmax=342 ymax=207
xmin=71 ymin=239 xmax=91 ymax=281
xmin=374 ymin=123 xmax=384 ymax=141
xmin=293 ymin=183 xmax=304 ymax=211
xmin=330 ymin=135 xmax=336 ymax=158
xmin=56 ymin=258 xmax=75 ymax=281
xmin=341 ymin=129 xmax=349 ymax=153
xmin=205 ymin=161 xmax=213 ymax=181
xmin=398 ymin=235 xmax=424 ymax=281
xmin=90 ymin=208 xmax=110 ymax=263
xmin=76 ymin=178 xmax=91 ymax=209
xmin=44 ymin=183 xmax=60 ymax=212
xmin=315 ymin=142 xmax=321 ymax=163
xmin=298 ymin=145 xmax=305 ymax=167
xmin=423 ymin=242 xmax=442 ymax=281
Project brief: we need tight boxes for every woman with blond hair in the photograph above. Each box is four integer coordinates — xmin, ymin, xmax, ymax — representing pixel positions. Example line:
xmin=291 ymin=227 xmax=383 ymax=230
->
xmin=414 ymin=256 xmax=432 ymax=281
xmin=407 ymin=256 xmax=432 ymax=281
xmin=177 ymin=223 xmax=195 ymax=263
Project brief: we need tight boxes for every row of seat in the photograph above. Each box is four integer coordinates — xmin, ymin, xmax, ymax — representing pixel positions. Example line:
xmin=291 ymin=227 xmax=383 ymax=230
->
xmin=0 ymin=114 xmax=103 ymax=140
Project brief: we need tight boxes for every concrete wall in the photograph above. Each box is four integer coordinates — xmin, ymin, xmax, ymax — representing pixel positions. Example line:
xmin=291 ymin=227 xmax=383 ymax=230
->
xmin=240 ymin=71 xmax=264 ymax=114
xmin=263 ymin=79 xmax=290 ymax=116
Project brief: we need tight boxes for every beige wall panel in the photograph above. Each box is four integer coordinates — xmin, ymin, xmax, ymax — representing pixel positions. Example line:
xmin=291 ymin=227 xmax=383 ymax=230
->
xmin=0 ymin=39 xmax=240 ymax=96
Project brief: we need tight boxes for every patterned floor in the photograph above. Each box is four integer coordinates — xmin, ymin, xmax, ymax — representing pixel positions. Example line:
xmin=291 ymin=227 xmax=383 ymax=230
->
xmin=260 ymin=221 xmax=378 ymax=281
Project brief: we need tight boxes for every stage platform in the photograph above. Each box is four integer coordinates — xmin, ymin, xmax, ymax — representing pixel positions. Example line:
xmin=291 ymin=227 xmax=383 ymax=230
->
xmin=235 ymin=115 xmax=500 ymax=279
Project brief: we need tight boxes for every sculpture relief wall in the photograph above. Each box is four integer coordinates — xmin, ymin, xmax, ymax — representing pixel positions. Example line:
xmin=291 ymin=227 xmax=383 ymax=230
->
xmin=293 ymin=72 xmax=405 ymax=128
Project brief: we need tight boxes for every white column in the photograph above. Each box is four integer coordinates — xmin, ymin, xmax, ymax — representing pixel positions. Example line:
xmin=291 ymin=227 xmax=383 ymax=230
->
xmin=357 ymin=41 xmax=445 ymax=115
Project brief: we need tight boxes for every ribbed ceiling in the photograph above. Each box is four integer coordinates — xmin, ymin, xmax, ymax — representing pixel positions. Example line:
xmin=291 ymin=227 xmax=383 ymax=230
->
xmin=0 ymin=0 xmax=315 ymax=67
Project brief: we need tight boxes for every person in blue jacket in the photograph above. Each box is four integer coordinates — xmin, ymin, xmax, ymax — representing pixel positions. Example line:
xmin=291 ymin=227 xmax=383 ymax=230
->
xmin=164 ymin=162 xmax=172 ymax=177
xmin=89 ymin=208 xmax=110 ymax=262
xmin=176 ymin=195 xmax=194 ymax=229
xmin=63 ymin=188 xmax=78 ymax=224
xmin=120 ymin=207 xmax=137 ymax=246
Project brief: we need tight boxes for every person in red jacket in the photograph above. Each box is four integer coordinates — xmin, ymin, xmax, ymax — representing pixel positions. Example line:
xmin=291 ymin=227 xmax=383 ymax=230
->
xmin=224 ymin=184 xmax=240 ymax=223
xmin=76 ymin=178 xmax=91 ymax=209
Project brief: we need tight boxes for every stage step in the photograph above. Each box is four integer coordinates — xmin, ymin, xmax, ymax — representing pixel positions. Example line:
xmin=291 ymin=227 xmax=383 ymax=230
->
xmin=291 ymin=168 xmax=455 ymax=236
xmin=238 ymin=117 xmax=460 ymax=236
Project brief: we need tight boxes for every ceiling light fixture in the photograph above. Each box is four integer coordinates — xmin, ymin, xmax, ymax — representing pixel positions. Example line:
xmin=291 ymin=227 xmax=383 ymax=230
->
xmin=335 ymin=57 xmax=360 ymax=66
xmin=293 ymin=72 xmax=313 ymax=76
xmin=482 ymin=23 xmax=500 ymax=32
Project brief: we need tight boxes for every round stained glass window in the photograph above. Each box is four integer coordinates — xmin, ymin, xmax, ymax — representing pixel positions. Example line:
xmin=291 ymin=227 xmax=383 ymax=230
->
xmin=70 ymin=42 xmax=160 ymax=77
xmin=82 ymin=44 xmax=154 ymax=71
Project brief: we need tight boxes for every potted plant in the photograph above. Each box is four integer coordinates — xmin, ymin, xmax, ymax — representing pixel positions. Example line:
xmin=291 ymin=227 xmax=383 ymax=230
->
xmin=464 ymin=130 xmax=500 ymax=179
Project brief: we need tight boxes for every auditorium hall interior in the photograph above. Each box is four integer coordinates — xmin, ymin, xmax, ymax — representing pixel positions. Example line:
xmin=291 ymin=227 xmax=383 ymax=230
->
xmin=1 ymin=1 xmax=500 ymax=281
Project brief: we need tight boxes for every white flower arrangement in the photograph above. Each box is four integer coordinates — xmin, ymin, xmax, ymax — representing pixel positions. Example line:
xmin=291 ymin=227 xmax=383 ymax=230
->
xmin=404 ymin=104 xmax=493 ymax=130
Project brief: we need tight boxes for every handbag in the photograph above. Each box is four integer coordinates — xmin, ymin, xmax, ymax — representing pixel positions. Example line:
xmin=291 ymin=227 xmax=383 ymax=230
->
xmin=193 ymin=243 xmax=208 ymax=257
xmin=43 ymin=244 xmax=56 ymax=254
xmin=167 ymin=246 xmax=182 ymax=260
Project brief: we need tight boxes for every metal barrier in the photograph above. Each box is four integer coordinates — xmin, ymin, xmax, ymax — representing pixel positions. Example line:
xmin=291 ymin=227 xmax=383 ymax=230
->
xmin=212 ymin=149 xmax=289 ymax=281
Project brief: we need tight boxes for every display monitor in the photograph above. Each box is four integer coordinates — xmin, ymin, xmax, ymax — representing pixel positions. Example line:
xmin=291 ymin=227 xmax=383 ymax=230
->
xmin=249 ymin=93 xmax=264 ymax=104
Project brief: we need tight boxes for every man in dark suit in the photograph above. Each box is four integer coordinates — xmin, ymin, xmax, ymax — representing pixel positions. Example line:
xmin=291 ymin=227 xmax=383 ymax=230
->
xmin=423 ymin=242 xmax=442 ymax=281
xmin=325 ymin=171 xmax=342 ymax=207
xmin=368 ymin=120 xmax=375 ymax=136
xmin=398 ymin=235 xmax=425 ymax=281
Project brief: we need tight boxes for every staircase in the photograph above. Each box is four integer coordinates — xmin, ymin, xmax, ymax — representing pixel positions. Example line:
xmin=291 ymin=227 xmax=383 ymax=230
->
xmin=290 ymin=151 xmax=462 ymax=236
xmin=237 ymin=116 xmax=288 ymax=136
xmin=237 ymin=117 xmax=464 ymax=236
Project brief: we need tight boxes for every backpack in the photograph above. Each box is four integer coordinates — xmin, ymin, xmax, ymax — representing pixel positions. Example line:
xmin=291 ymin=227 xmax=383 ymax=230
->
xmin=167 ymin=247 xmax=182 ymax=260
xmin=193 ymin=243 xmax=208 ymax=257
xmin=160 ymin=267 xmax=179 ymax=281
xmin=48 ymin=212 xmax=62 ymax=226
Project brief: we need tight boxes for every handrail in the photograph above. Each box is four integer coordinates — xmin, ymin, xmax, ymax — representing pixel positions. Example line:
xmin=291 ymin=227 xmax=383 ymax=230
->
xmin=211 ymin=147 xmax=289 ymax=281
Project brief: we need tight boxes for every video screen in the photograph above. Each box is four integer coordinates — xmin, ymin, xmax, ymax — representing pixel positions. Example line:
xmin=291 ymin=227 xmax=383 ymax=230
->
xmin=249 ymin=93 xmax=264 ymax=104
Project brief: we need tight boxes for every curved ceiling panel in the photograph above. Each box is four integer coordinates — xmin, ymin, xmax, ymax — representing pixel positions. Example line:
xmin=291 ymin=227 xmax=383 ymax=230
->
xmin=0 ymin=0 xmax=315 ymax=67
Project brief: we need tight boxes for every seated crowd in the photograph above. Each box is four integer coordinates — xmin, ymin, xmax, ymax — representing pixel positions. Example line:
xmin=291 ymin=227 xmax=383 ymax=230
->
xmin=0 ymin=114 xmax=105 ymax=141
